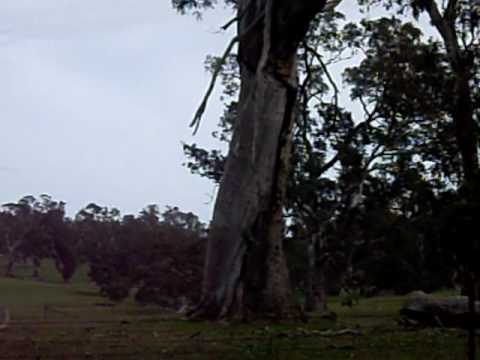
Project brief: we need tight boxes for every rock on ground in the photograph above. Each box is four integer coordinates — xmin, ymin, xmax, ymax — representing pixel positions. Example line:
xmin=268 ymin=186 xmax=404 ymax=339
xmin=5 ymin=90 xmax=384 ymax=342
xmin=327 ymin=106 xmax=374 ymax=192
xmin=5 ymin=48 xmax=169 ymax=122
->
xmin=400 ymin=290 xmax=480 ymax=328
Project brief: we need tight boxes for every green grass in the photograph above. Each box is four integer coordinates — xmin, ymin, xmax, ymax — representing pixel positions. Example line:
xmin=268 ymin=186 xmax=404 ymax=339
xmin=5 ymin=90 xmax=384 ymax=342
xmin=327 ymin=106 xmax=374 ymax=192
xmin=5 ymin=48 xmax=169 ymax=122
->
xmin=0 ymin=262 xmax=476 ymax=359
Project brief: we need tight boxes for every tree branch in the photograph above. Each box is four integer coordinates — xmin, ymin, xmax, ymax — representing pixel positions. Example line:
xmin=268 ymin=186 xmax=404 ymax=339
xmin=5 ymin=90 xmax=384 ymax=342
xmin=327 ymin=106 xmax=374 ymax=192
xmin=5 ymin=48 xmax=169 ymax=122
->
xmin=422 ymin=0 xmax=461 ymax=66
xmin=304 ymin=45 xmax=339 ymax=111
xmin=190 ymin=8 xmax=266 ymax=135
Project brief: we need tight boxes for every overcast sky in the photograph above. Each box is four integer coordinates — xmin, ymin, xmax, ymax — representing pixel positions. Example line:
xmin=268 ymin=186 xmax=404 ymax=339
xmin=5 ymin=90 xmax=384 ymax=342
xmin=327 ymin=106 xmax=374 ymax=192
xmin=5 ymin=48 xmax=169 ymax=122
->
xmin=0 ymin=1 xmax=238 ymax=220
xmin=0 ymin=1 xmax=430 ymax=221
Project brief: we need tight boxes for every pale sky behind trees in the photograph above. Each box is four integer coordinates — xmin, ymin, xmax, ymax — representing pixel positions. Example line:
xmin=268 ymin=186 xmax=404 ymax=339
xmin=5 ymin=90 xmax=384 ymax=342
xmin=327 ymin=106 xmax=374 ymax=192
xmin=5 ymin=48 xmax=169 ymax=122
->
xmin=0 ymin=1 xmax=416 ymax=221
xmin=0 ymin=1 xmax=237 ymax=220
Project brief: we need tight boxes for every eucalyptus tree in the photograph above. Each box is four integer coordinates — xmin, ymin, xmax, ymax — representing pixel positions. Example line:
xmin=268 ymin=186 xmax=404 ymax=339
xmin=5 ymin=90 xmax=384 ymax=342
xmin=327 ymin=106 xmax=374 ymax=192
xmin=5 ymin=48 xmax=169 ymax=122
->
xmin=356 ymin=1 xmax=479 ymax=356
xmin=0 ymin=198 xmax=35 ymax=276
xmin=291 ymin=15 xmax=460 ymax=310
xmin=0 ymin=195 xmax=75 ymax=281
xmin=173 ymin=0 xmax=336 ymax=319
xmin=183 ymin=8 xmax=462 ymax=313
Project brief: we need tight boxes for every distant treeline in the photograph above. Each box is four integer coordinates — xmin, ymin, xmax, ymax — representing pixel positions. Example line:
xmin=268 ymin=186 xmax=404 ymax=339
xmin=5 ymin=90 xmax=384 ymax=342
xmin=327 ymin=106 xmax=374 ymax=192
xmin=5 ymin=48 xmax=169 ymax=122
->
xmin=0 ymin=195 xmax=206 ymax=307
xmin=1 ymin=191 xmax=477 ymax=311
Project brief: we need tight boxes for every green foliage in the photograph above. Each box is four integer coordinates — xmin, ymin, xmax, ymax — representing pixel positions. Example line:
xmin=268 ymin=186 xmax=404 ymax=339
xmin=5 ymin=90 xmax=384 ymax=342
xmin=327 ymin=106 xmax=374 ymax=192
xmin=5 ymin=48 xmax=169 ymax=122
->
xmin=0 ymin=199 xmax=206 ymax=307
xmin=0 ymin=195 xmax=77 ymax=282
xmin=85 ymin=205 xmax=206 ymax=306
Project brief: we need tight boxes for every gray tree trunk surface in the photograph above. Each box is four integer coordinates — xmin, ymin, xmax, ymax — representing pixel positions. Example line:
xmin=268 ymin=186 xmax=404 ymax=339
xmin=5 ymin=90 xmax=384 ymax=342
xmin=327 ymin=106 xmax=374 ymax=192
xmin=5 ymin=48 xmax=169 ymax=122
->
xmin=190 ymin=0 xmax=327 ymax=320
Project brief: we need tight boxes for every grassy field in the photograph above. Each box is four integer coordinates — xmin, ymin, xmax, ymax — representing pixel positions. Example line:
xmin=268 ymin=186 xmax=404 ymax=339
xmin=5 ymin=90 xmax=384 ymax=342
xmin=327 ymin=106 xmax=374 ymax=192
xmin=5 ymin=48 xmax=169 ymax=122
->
xmin=0 ymin=260 xmax=476 ymax=359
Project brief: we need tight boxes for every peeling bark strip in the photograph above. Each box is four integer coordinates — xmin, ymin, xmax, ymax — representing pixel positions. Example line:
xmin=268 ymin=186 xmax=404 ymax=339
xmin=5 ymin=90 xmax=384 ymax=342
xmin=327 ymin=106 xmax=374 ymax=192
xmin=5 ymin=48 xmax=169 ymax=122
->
xmin=189 ymin=0 xmax=327 ymax=320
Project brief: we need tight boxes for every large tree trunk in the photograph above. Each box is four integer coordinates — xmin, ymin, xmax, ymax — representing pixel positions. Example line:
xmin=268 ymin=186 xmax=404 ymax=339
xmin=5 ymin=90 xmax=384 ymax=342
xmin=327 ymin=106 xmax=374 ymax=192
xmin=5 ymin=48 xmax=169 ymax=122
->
xmin=423 ymin=2 xmax=478 ymax=179
xmin=423 ymin=4 xmax=479 ymax=358
xmin=452 ymin=63 xmax=478 ymax=181
xmin=451 ymin=62 xmax=478 ymax=360
xmin=190 ymin=0 xmax=327 ymax=320
xmin=448 ymin=35 xmax=478 ymax=360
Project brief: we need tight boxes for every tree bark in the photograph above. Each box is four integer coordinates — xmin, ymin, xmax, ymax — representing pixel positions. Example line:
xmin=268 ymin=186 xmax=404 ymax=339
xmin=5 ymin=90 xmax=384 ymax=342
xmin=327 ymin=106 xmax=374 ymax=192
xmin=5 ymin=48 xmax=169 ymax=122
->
xmin=451 ymin=62 xmax=478 ymax=181
xmin=423 ymin=0 xmax=478 ymax=180
xmin=451 ymin=62 xmax=478 ymax=360
xmin=32 ymin=258 xmax=41 ymax=280
xmin=423 ymin=2 xmax=478 ymax=358
xmin=4 ymin=243 xmax=19 ymax=277
xmin=5 ymin=259 xmax=15 ymax=277
xmin=305 ymin=233 xmax=328 ymax=313
xmin=190 ymin=0 xmax=327 ymax=320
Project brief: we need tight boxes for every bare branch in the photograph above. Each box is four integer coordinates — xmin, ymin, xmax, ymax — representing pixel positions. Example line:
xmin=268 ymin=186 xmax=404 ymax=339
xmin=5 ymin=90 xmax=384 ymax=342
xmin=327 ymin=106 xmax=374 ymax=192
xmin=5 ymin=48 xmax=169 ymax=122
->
xmin=219 ymin=0 xmax=257 ymax=32
xmin=323 ymin=0 xmax=343 ymax=12
xmin=445 ymin=0 xmax=458 ymax=24
xmin=423 ymin=0 xmax=461 ymax=65
xmin=190 ymin=36 xmax=239 ymax=135
xmin=304 ymin=44 xmax=340 ymax=123
xmin=190 ymin=8 xmax=265 ymax=135
xmin=219 ymin=16 xmax=239 ymax=31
